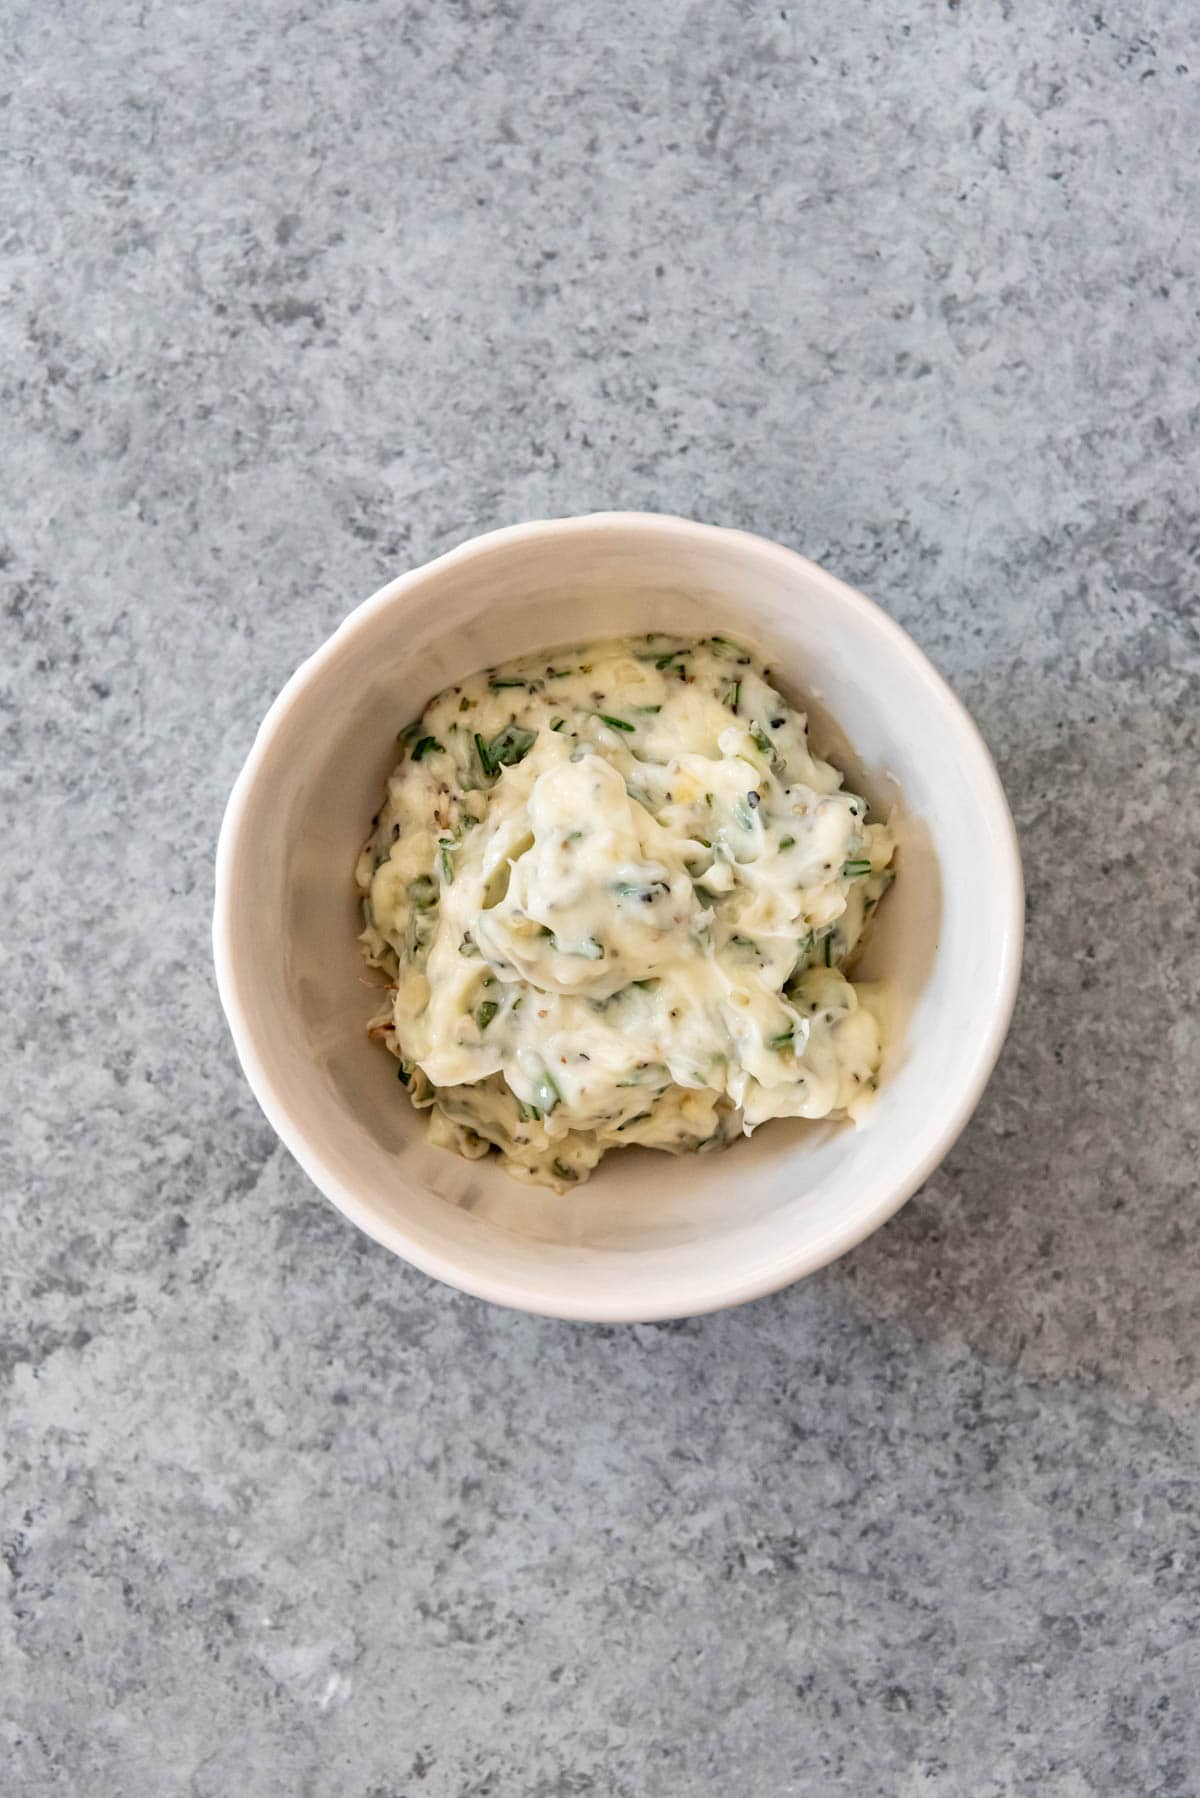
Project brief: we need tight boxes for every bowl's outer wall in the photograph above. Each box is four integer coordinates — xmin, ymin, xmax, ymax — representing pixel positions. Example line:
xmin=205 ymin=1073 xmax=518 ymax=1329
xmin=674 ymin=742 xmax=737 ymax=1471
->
xmin=214 ymin=515 xmax=1022 ymax=1320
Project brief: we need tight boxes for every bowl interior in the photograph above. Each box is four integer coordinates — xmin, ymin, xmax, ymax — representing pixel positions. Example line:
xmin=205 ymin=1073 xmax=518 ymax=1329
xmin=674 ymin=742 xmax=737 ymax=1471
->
xmin=217 ymin=517 xmax=1020 ymax=1319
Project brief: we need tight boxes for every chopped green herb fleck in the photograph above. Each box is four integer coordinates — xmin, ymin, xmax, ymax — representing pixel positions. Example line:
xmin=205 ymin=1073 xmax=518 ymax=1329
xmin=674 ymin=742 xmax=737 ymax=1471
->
xmin=843 ymin=859 xmax=872 ymax=878
xmin=474 ymin=731 xmax=495 ymax=776
xmin=550 ymin=718 xmax=565 ymax=731
xmin=724 ymin=680 xmax=741 ymax=711
xmin=411 ymin=736 xmax=443 ymax=761
xmin=750 ymin=725 xmax=773 ymax=755
xmin=515 ymin=1099 xmax=541 ymax=1123
xmin=408 ymin=874 xmax=438 ymax=910
xmin=397 ymin=1062 xmax=411 ymax=1085
xmin=488 ymin=677 xmax=528 ymax=689
xmin=779 ymin=835 xmax=795 ymax=850
xmin=769 ymin=1029 xmax=795 ymax=1051
xmin=489 ymin=724 xmax=537 ymax=768
xmin=475 ymin=999 xmax=499 ymax=1032
xmin=596 ymin=712 xmax=635 ymax=732
xmin=534 ymin=1070 xmax=561 ymax=1114
xmin=438 ymin=843 xmax=454 ymax=883
xmin=824 ymin=932 xmax=835 ymax=967
xmin=552 ymin=1158 xmax=578 ymax=1182
xmin=615 ymin=880 xmax=669 ymax=904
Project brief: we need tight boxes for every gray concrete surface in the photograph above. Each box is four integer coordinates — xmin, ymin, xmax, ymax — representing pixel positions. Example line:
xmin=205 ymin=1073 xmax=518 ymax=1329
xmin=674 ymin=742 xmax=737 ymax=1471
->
xmin=3 ymin=1 xmax=1198 ymax=1792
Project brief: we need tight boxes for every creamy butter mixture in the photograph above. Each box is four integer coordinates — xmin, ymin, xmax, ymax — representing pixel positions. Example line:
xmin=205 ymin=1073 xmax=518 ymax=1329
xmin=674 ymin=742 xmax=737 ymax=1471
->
xmin=356 ymin=635 xmax=895 ymax=1190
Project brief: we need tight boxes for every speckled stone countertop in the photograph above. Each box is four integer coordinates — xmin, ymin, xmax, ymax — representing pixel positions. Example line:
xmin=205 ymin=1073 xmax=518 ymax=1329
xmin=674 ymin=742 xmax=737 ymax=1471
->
xmin=3 ymin=2 xmax=1198 ymax=1792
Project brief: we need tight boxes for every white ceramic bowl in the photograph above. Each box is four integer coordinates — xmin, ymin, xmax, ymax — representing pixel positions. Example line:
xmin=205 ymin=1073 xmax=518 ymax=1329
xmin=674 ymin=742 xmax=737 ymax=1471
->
xmin=214 ymin=514 xmax=1022 ymax=1321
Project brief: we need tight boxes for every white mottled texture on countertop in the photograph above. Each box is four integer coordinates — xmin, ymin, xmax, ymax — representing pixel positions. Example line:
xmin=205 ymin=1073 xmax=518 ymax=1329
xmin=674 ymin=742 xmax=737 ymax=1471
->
xmin=2 ymin=1 xmax=1198 ymax=1793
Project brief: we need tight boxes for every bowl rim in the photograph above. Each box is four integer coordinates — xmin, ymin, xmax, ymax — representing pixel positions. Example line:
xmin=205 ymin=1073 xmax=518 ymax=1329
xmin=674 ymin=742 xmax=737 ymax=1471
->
xmin=213 ymin=511 xmax=1024 ymax=1321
